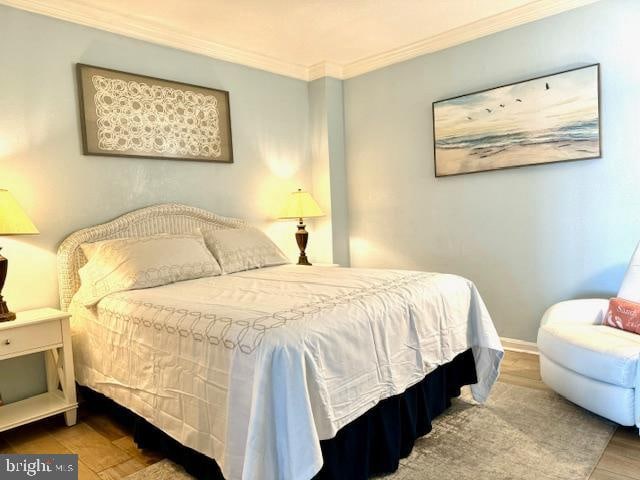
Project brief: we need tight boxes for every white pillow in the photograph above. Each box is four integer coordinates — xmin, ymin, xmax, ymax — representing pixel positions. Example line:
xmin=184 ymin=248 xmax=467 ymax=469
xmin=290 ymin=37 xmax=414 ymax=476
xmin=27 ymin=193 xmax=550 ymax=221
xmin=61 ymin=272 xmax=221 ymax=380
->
xmin=202 ymin=227 xmax=289 ymax=274
xmin=618 ymin=242 xmax=640 ymax=302
xmin=76 ymin=234 xmax=222 ymax=306
xmin=80 ymin=233 xmax=184 ymax=260
xmin=80 ymin=241 xmax=101 ymax=260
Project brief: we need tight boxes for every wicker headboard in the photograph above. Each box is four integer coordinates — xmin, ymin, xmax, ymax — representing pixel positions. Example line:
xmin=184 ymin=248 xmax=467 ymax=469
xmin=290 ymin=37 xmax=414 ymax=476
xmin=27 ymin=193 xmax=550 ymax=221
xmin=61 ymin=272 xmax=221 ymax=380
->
xmin=57 ymin=203 xmax=246 ymax=311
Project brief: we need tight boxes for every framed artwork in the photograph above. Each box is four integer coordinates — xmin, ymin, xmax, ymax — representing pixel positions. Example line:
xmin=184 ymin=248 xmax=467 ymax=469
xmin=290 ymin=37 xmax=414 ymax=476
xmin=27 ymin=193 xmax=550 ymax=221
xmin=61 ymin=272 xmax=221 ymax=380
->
xmin=77 ymin=64 xmax=233 ymax=163
xmin=432 ymin=64 xmax=600 ymax=177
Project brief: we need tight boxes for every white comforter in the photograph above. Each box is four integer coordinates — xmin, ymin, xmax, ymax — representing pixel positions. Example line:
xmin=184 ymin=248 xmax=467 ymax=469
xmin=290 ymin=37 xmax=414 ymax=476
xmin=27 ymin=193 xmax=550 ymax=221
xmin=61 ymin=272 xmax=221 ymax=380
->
xmin=69 ymin=265 xmax=502 ymax=480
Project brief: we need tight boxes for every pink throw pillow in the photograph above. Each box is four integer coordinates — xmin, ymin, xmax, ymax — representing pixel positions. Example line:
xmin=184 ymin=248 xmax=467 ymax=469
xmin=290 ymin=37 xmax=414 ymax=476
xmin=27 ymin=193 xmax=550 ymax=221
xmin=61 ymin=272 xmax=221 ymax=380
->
xmin=604 ymin=297 xmax=640 ymax=334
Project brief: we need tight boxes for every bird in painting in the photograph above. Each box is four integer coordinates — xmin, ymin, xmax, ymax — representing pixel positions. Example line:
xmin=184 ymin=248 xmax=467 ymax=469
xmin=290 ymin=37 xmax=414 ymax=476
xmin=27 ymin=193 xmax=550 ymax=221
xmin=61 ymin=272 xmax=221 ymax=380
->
xmin=466 ymin=116 xmax=473 ymax=120
xmin=485 ymin=108 xmax=492 ymax=113
xmin=545 ymin=82 xmax=550 ymax=90
xmin=516 ymin=98 xmax=522 ymax=102
xmin=499 ymin=104 xmax=505 ymax=108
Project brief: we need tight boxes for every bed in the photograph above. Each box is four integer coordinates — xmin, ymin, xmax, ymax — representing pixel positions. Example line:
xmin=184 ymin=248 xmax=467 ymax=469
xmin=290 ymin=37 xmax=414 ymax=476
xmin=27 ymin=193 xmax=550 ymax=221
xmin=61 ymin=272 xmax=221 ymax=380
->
xmin=57 ymin=203 xmax=503 ymax=480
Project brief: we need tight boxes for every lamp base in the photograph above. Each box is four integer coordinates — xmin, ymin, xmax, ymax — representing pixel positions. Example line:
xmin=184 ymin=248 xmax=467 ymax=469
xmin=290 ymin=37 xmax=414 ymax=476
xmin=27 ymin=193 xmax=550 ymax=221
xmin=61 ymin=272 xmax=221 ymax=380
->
xmin=297 ymin=254 xmax=312 ymax=266
xmin=0 ymin=250 xmax=15 ymax=322
xmin=0 ymin=297 xmax=16 ymax=323
xmin=295 ymin=220 xmax=312 ymax=266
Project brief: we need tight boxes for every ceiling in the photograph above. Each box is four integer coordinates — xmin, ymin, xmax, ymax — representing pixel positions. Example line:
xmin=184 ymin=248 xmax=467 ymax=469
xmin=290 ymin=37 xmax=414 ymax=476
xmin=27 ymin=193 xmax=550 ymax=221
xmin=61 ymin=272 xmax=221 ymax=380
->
xmin=2 ymin=0 xmax=599 ymax=80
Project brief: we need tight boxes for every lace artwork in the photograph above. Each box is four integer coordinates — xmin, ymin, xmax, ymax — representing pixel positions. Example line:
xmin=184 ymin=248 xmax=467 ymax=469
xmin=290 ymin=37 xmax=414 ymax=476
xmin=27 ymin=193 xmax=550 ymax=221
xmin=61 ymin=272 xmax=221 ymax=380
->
xmin=91 ymin=75 xmax=222 ymax=158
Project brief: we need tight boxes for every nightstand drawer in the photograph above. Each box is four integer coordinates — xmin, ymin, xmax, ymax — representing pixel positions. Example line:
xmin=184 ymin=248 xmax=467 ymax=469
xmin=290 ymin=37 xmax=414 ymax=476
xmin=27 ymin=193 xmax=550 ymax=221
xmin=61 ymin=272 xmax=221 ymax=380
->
xmin=0 ymin=320 xmax=62 ymax=358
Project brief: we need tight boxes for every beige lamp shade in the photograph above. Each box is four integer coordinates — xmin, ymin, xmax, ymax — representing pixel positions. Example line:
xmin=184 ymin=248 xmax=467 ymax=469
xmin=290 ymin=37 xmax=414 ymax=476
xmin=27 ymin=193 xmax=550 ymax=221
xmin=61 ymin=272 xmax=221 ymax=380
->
xmin=0 ymin=189 xmax=39 ymax=235
xmin=279 ymin=189 xmax=324 ymax=220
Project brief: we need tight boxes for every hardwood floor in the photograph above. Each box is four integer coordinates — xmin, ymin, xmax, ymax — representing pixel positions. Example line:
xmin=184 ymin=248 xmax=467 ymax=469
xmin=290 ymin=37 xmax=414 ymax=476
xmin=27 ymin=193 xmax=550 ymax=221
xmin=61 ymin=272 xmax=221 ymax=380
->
xmin=0 ymin=350 xmax=638 ymax=479
xmin=0 ymin=403 xmax=162 ymax=479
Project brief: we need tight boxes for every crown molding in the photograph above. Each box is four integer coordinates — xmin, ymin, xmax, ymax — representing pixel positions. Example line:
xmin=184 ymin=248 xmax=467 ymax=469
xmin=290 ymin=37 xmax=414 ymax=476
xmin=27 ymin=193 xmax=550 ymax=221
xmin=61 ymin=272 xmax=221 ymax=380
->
xmin=0 ymin=0 xmax=310 ymax=80
xmin=342 ymin=0 xmax=601 ymax=78
xmin=307 ymin=62 xmax=344 ymax=81
xmin=1 ymin=0 xmax=600 ymax=81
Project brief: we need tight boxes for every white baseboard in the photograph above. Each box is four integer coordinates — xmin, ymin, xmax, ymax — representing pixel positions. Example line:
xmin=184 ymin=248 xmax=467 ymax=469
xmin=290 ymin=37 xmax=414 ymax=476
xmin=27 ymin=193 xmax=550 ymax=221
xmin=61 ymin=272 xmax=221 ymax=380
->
xmin=500 ymin=337 xmax=539 ymax=355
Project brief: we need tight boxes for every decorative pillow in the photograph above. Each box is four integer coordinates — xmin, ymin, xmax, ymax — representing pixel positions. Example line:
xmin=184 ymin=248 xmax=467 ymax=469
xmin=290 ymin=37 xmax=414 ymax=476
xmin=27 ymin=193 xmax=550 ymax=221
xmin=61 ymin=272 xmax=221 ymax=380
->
xmin=603 ymin=297 xmax=640 ymax=334
xmin=202 ymin=227 xmax=289 ymax=274
xmin=76 ymin=234 xmax=221 ymax=306
xmin=618 ymin=242 xmax=640 ymax=302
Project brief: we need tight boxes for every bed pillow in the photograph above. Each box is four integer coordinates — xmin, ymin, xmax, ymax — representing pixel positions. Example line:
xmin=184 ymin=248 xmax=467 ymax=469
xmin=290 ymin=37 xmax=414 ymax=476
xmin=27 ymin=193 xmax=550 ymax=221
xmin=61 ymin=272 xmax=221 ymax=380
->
xmin=76 ymin=234 xmax=222 ymax=306
xmin=603 ymin=297 xmax=640 ymax=334
xmin=80 ymin=241 xmax=99 ymax=260
xmin=80 ymin=233 xmax=186 ymax=260
xmin=202 ymin=227 xmax=289 ymax=274
xmin=80 ymin=238 xmax=119 ymax=260
xmin=80 ymin=234 xmax=188 ymax=260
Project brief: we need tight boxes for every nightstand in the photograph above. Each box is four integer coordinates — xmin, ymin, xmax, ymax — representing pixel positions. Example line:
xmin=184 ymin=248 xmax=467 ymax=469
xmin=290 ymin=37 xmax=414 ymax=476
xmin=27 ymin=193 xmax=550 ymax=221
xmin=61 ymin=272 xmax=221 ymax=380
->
xmin=0 ymin=308 xmax=78 ymax=432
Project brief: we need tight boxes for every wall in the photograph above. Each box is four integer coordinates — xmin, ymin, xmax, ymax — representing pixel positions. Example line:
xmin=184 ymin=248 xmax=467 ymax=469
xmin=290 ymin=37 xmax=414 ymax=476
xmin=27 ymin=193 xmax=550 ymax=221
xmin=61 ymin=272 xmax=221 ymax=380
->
xmin=343 ymin=0 xmax=640 ymax=342
xmin=0 ymin=5 xmax=312 ymax=402
xmin=308 ymin=77 xmax=350 ymax=266
xmin=324 ymin=78 xmax=350 ymax=267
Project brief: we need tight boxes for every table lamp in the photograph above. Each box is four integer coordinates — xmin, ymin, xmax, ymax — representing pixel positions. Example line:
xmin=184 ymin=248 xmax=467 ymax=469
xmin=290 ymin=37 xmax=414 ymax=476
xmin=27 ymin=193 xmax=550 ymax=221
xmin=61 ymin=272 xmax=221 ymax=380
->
xmin=279 ymin=189 xmax=324 ymax=266
xmin=0 ymin=189 xmax=39 ymax=322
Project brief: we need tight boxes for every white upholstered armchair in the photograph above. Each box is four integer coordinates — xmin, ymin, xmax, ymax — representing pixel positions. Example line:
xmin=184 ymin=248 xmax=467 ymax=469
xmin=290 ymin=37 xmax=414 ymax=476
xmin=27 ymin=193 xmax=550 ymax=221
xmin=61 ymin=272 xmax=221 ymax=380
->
xmin=537 ymin=244 xmax=640 ymax=430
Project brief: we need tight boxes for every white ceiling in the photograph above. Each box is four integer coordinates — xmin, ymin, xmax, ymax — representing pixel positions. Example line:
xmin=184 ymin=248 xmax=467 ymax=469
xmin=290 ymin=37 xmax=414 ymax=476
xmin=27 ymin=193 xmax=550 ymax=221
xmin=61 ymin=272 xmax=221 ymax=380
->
xmin=85 ymin=0 xmax=536 ymax=66
xmin=2 ymin=0 xmax=599 ymax=80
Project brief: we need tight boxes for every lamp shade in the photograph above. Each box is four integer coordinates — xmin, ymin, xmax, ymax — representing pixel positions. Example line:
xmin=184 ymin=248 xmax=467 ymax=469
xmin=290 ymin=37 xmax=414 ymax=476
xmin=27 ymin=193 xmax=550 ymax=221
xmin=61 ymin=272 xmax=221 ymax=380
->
xmin=279 ymin=189 xmax=324 ymax=220
xmin=0 ymin=189 xmax=39 ymax=235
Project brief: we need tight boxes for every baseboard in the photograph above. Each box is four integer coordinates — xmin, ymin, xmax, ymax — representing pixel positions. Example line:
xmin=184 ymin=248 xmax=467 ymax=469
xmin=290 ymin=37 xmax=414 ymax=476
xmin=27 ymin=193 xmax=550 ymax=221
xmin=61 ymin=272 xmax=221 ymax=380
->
xmin=500 ymin=337 xmax=539 ymax=355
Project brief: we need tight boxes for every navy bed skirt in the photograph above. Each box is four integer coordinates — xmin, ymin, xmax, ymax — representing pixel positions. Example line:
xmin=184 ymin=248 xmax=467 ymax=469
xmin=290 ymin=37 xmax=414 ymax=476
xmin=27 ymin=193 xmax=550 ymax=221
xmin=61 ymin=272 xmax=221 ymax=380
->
xmin=80 ymin=348 xmax=477 ymax=480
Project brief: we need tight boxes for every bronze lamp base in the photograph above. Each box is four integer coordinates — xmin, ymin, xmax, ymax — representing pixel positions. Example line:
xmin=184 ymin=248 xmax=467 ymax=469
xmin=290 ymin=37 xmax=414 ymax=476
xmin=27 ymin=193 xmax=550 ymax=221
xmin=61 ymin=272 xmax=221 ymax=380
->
xmin=0 ymin=249 xmax=16 ymax=322
xmin=0 ymin=299 xmax=16 ymax=322
xmin=295 ymin=220 xmax=312 ymax=266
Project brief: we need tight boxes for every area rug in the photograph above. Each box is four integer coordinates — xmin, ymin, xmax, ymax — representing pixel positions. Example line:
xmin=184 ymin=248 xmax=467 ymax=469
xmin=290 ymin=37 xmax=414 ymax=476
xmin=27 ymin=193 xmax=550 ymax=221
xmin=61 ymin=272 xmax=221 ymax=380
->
xmin=126 ymin=382 xmax=615 ymax=480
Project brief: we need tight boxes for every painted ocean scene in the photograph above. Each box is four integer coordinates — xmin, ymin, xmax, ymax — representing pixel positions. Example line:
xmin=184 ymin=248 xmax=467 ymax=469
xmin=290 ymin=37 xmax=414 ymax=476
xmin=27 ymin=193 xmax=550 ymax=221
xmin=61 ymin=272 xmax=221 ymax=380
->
xmin=433 ymin=64 xmax=600 ymax=176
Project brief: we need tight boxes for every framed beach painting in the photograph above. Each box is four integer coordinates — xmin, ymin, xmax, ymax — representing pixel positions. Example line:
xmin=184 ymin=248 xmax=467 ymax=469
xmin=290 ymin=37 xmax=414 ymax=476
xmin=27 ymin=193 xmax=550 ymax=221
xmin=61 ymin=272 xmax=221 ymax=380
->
xmin=77 ymin=64 xmax=233 ymax=162
xmin=432 ymin=64 xmax=600 ymax=177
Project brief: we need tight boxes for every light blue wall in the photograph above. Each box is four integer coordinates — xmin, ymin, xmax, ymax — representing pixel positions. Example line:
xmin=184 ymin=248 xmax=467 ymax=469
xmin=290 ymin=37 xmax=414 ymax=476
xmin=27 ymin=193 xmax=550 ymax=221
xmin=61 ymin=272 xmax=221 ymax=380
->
xmin=343 ymin=0 xmax=640 ymax=342
xmin=324 ymin=78 xmax=350 ymax=267
xmin=0 ymin=5 xmax=311 ymax=402
xmin=308 ymin=77 xmax=350 ymax=266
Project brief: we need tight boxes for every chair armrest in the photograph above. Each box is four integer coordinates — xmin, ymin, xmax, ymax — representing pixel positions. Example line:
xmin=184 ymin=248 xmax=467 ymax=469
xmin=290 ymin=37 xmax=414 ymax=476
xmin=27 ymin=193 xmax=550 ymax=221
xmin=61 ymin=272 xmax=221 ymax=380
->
xmin=540 ymin=299 xmax=609 ymax=327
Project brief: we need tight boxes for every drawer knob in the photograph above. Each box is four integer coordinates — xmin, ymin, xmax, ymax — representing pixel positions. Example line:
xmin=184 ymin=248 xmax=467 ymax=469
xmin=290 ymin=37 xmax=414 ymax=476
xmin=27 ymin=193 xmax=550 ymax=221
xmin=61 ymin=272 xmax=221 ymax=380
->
xmin=3 ymin=339 xmax=9 ymax=345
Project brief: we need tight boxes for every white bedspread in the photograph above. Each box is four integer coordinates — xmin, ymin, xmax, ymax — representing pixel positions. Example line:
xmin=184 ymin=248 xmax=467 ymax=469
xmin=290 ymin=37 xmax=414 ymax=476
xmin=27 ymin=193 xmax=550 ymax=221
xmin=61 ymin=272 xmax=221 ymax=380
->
xmin=69 ymin=265 xmax=503 ymax=480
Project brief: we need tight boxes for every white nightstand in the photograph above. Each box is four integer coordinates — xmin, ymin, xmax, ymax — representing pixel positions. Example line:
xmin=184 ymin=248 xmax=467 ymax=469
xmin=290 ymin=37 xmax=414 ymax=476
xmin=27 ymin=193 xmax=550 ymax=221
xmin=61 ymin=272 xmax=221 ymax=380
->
xmin=0 ymin=308 xmax=78 ymax=432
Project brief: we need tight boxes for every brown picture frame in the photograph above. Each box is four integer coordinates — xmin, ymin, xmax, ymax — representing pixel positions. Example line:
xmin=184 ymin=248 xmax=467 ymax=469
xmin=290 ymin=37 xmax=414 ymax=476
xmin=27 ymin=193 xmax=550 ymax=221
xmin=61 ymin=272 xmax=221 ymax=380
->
xmin=77 ymin=63 xmax=233 ymax=163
